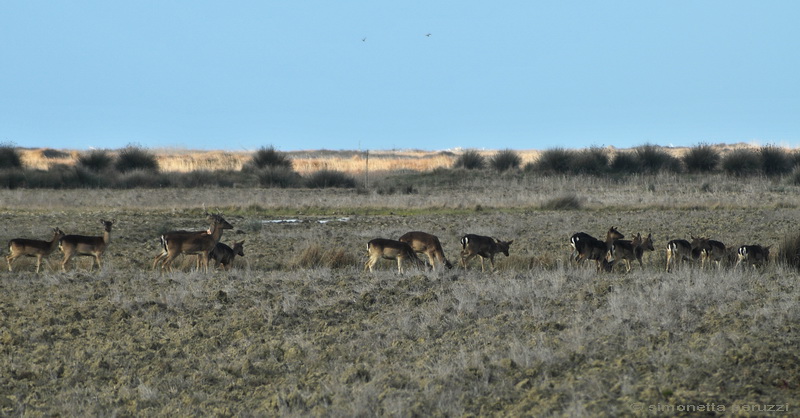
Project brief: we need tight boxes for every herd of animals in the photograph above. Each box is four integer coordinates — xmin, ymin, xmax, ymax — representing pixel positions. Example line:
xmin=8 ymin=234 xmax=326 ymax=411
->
xmin=5 ymin=214 xmax=773 ymax=274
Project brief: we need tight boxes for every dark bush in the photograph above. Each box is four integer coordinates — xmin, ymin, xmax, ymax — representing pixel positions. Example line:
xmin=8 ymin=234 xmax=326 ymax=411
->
xmin=291 ymin=244 xmax=358 ymax=269
xmin=635 ymin=144 xmax=681 ymax=173
xmin=778 ymin=230 xmax=800 ymax=270
xmin=682 ymin=143 xmax=720 ymax=173
xmin=304 ymin=169 xmax=357 ymax=188
xmin=540 ymin=194 xmax=583 ymax=210
xmin=247 ymin=146 xmax=293 ymax=171
xmin=258 ymin=167 xmax=302 ymax=188
xmin=0 ymin=144 xmax=22 ymax=169
xmin=78 ymin=149 xmax=114 ymax=172
xmin=528 ymin=148 xmax=575 ymax=174
xmin=74 ymin=166 xmax=109 ymax=188
xmin=571 ymin=147 xmax=609 ymax=175
xmin=489 ymin=149 xmax=522 ymax=171
xmin=116 ymin=170 xmax=169 ymax=188
xmin=0 ymin=169 xmax=26 ymax=189
xmin=452 ymin=150 xmax=485 ymax=170
xmin=115 ymin=145 xmax=159 ymax=173
xmin=609 ymin=152 xmax=641 ymax=174
xmin=760 ymin=146 xmax=793 ymax=176
xmin=721 ymin=149 xmax=761 ymax=176
xmin=173 ymin=170 xmax=244 ymax=188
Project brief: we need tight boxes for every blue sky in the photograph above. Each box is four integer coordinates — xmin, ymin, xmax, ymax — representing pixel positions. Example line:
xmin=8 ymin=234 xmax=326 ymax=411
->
xmin=2 ymin=1 xmax=798 ymax=152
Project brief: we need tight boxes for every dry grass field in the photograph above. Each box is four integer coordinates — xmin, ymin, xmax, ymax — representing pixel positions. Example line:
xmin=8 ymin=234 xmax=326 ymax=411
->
xmin=2 ymin=170 xmax=800 ymax=415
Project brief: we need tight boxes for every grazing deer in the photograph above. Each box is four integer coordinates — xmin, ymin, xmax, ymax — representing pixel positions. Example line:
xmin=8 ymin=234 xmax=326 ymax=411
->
xmin=665 ymin=235 xmax=704 ymax=272
xmin=365 ymin=238 xmax=424 ymax=273
xmin=157 ymin=214 xmax=233 ymax=273
xmin=736 ymin=245 xmax=770 ymax=268
xmin=60 ymin=220 xmax=113 ymax=272
xmin=7 ymin=228 xmax=66 ymax=273
xmin=398 ymin=231 xmax=453 ymax=270
xmin=573 ymin=227 xmax=624 ymax=271
xmin=569 ymin=232 xmax=595 ymax=261
xmin=460 ymin=234 xmax=513 ymax=271
xmin=209 ymin=240 xmax=245 ymax=270
xmin=611 ymin=233 xmax=655 ymax=272
xmin=695 ymin=238 xmax=727 ymax=269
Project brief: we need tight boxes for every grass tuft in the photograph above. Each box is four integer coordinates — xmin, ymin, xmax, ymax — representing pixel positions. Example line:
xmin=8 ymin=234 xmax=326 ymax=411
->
xmin=490 ymin=149 xmax=522 ymax=171
xmin=115 ymin=145 xmax=159 ymax=173
xmin=452 ymin=149 xmax=485 ymax=170
xmin=682 ymin=143 xmax=720 ymax=173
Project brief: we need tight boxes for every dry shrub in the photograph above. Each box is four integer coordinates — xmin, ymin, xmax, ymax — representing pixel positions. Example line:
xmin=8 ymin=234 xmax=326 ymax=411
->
xmin=291 ymin=244 xmax=359 ymax=269
xmin=778 ymin=230 xmax=800 ymax=270
xmin=541 ymin=194 xmax=583 ymax=210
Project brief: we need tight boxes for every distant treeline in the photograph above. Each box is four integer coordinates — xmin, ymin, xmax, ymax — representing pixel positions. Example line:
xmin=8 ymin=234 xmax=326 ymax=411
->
xmin=1 ymin=143 xmax=799 ymax=189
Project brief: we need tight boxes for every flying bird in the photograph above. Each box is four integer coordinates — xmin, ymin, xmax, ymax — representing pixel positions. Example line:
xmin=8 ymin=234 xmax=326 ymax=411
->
xmin=362 ymin=37 xmax=367 ymax=42
xmin=425 ymin=33 xmax=431 ymax=37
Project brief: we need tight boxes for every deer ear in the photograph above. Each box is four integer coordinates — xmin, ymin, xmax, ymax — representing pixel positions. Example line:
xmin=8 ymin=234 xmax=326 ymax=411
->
xmin=507 ymin=240 xmax=514 ymax=245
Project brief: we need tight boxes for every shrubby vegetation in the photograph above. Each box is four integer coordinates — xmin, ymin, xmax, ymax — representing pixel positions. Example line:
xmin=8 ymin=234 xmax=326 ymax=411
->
xmin=489 ymin=149 xmax=521 ymax=171
xmin=452 ymin=149 xmax=485 ymax=170
xmin=2 ymin=143 xmax=799 ymax=189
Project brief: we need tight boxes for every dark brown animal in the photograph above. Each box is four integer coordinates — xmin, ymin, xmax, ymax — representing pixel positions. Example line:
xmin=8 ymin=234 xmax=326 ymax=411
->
xmin=209 ymin=240 xmax=245 ymax=270
xmin=573 ymin=227 xmax=624 ymax=271
xmin=736 ymin=245 xmax=770 ymax=268
xmin=460 ymin=234 xmax=513 ymax=272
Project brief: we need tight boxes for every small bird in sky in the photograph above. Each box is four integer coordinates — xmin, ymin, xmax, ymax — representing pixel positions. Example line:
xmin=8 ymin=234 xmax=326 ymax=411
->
xmin=425 ymin=33 xmax=431 ymax=37
xmin=362 ymin=37 xmax=367 ymax=42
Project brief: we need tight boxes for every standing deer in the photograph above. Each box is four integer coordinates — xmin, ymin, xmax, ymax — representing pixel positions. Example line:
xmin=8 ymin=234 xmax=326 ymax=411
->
xmin=157 ymin=214 xmax=233 ymax=273
xmin=365 ymin=238 xmax=424 ymax=273
xmin=573 ymin=227 xmax=624 ymax=271
xmin=460 ymin=234 xmax=513 ymax=271
xmin=736 ymin=245 xmax=770 ymax=269
xmin=60 ymin=220 xmax=113 ymax=272
xmin=398 ymin=231 xmax=453 ymax=270
xmin=695 ymin=237 xmax=727 ymax=269
xmin=7 ymin=228 xmax=65 ymax=273
xmin=665 ymin=235 xmax=704 ymax=272
xmin=209 ymin=240 xmax=245 ymax=270
xmin=610 ymin=233 xmax=655 ymax=273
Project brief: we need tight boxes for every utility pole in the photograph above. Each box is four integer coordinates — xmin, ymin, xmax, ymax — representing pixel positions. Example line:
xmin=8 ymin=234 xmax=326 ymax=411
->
xmin=364 ymin=149 xmax=369 ymax=189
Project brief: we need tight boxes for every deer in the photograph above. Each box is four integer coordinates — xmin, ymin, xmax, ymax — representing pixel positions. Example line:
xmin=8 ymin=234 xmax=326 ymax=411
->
xmin=736 ymin=244 xmax=770 ymax=269
xmin=398 ymin=231 xmax=453 ymax=270
xmin=610 ymin=233 xmax=655 ymax=273
xmin=156 ymin=214 xmax=233 ymax=273
xmin=7 ymin=227 xmax=66 ymax=273
xmin=59 ymin=220 xmax=113 ymax=272
xmin=572 ymin=227 xmax=624 ymax=271
xmin=665 ymin=235 xmax=704 ymax=272
xmin=364 ymin=238 xmax=424 ymax=273
xmin=209 ymin=240 xmax=245 ymax=270
xmin=694 ymin=237 xmax=727 ymax=269
xmin=460 ymin=234 xmax=513 ymax=272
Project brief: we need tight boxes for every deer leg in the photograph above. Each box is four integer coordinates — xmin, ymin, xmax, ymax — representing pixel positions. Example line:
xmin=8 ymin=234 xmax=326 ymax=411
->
xmin=35 ymin=255 xmax=43 ymax=273
xmin=61 ymin=254 xmax=73 ymax=272
xmin=426 ymin=253 xmax=437 ymax=270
